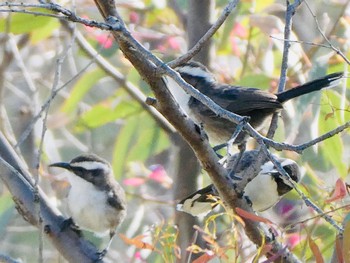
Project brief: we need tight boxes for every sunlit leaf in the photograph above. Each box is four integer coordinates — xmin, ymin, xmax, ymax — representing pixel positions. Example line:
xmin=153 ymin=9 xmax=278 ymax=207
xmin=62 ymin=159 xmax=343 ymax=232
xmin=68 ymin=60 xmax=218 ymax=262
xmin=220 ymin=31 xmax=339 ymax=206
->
xmin=0 ymin=195 xmax=15 ymax=236
xmin=112 ymin=112 xmax=170 ymax=178
xmin=127 ymin=116 xmax=168 ymax=161
xmin=0 ymin=8 xmax=57 ymax=34
xmin=319 ymin=90 xmax=348 ymax=176
xmin=61 ymin=68 xmax=106 ymax=113
xmin=75 ymin=100 xmax=141 ymax=131
xmin=30 ymin=17 xmax=60 ymax=43
xmin=112 ymin=115 xmax=139 ymax=179
xmin=236 ymin=74 xmax=272 ymax=90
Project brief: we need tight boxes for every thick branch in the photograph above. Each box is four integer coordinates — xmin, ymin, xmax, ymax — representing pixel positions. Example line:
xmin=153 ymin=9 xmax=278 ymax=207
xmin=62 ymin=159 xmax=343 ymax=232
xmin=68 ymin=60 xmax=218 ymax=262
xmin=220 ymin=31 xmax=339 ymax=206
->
xmin=0 ymin=132 xmax=104 ymax=263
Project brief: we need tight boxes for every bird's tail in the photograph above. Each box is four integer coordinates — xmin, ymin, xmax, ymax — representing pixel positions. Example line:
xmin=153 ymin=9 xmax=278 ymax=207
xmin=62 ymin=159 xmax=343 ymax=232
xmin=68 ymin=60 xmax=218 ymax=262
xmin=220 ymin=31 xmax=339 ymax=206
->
xmin=276 ymin=72 xmax=343 ymax=103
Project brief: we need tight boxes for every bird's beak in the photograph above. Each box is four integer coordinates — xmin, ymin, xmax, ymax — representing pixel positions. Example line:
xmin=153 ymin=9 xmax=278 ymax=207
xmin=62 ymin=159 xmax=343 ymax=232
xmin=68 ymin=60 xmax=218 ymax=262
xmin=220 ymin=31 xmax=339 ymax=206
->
xmin=49 ymin=162 xmax=71 ymax=170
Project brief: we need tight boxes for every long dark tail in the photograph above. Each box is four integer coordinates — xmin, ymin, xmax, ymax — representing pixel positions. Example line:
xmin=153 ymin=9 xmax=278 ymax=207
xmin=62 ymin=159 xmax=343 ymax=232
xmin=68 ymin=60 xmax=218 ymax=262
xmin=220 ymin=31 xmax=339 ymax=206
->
xmin=276 ymin=72 xmax=343 ymax=103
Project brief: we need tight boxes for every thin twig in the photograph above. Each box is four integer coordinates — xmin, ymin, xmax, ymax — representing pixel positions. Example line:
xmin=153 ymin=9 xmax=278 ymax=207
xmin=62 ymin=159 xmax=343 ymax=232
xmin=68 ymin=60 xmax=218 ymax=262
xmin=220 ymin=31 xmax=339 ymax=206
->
xmin=287 ymin=204 xmax=350 ymax=230
xmin=262 ymin=121 xmax=350 ymax=152
xmin=304 ymin=0 xmax=350 ymax=65
xmin=267 ymin=0 xmax=305 ymax=141
xmin=15 ymin=52 xmax=97 ymax=148
xmin=168 ymin=0 xmax=239 ymax=67
xmin=270 ymin=36 xmax=350 ymax=64
xmin=0 ymin=2 xmax=115 ymax=31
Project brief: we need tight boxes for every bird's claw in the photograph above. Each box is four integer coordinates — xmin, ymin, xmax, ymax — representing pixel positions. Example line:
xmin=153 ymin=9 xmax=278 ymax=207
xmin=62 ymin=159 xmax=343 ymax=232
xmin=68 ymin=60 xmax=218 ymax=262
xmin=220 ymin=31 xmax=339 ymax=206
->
xmin=60 ymin=217 xmax=82 ymax=236
xmin=96 ymin=249 xmax=107 ymax=260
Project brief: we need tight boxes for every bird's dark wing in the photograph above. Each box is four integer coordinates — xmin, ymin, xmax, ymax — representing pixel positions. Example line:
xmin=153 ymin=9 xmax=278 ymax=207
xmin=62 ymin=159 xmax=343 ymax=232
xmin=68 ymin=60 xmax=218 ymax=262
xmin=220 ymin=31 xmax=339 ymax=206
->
xmin=106 ymin=183 xmax=126 ymax=210
xmin=178 ymin=184 xmax=217 ymax=204
xmin=195 ymin=85 xmax=282 ymax=117
xmin=177 ymin=184 xmax=219 ymax=216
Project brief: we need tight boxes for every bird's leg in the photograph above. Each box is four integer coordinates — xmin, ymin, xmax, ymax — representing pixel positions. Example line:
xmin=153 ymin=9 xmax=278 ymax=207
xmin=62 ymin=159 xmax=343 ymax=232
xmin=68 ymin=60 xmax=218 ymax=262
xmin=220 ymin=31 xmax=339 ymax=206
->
xmin=97 ymin=230 xmax=116 ymax=259
xmin=227 ymin=116 xmax=250 ymax=152
xmin=214 ymin=117 xmax=249 ymax=169
xmin=60 ymin=217 xmax=82 ymax=236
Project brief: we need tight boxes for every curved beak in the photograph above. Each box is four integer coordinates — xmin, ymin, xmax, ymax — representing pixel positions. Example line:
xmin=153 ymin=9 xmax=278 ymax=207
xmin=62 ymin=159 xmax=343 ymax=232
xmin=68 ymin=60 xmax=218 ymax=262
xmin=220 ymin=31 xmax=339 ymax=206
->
xmin=49 ymin=162 xmax=71 ymax=170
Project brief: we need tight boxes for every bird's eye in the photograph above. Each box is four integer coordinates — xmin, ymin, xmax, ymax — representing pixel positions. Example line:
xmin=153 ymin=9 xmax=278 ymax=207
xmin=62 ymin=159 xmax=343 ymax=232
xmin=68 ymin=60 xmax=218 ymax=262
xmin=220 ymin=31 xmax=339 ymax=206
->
xmin=90 ymin=169 xmax=103 ymax=177
xmin=283 ymin=166 xmax=292 ymax=175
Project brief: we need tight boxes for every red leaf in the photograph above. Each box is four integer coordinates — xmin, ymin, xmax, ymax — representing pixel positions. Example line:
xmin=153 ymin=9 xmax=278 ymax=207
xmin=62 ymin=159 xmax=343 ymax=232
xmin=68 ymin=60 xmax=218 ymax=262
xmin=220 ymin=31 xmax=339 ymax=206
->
xmin=235 ymin=207 xmax=273 ymax=224
xmin=325 ymin=178 xmax=347 ymax=203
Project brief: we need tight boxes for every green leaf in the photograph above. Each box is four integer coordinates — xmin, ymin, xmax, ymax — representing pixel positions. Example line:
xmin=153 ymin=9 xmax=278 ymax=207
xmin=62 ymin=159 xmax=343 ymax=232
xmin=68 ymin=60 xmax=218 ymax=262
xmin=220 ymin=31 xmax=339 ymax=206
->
xmin=61 ymin=68 xmax=106 ymax=113
xmin=127 ymin=114 xmax=169 ymax=161
xmin=319 ymin=90 xmax=348 ymax=176
xmin=0 ymin=8 xmax=57 ymax=34
xmin=112 ymin=113 xmax=170 ymax=179
xmin=236 ymin=74 xmax=271 ymax=89
xmin=0 ymin=194 xmax=15 ymax=237
xmin=30 ymin=18 xmax=60 ymax=43
xmin=75 ymin=99 xmax=141 ymax=131
xmin=112 ymin=116 xmax=139 ymax=179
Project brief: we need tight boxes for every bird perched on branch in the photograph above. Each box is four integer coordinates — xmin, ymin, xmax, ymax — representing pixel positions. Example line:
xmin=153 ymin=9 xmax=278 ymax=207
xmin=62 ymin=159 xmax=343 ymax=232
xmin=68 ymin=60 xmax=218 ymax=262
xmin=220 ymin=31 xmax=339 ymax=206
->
xmin=50 ymin=153 xmax=127 ymax=256
xmin=166 ymin=61 xmax=343 ymax=146
xmin=177 ymin=150 xmax=301 ymax=217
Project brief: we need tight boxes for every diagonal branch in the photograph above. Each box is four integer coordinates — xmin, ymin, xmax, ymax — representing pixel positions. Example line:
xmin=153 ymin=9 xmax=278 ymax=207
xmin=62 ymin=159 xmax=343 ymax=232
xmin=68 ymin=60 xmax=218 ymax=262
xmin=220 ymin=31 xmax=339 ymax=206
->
xmin=168 ymin=0 xmax=239 ymax=67
xmin=0 ymin=132 xmax=105 ymax=263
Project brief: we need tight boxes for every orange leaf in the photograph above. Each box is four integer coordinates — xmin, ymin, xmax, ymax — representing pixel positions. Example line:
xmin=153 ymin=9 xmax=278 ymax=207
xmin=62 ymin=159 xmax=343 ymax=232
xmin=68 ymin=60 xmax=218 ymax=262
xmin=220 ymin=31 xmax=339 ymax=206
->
xmin=119 ymin=234 xmax=155 ymax=251
xmin=308 ymin=237 xmax=324 ymax=263
xmin=325 ymin=178 xmax=347 ymax=203
xmin=235 ymin=207 xmax=273 ymax=224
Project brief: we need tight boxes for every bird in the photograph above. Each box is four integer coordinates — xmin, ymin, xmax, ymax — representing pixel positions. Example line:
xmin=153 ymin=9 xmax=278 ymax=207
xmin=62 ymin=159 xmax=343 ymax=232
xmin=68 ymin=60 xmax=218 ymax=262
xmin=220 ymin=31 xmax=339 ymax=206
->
xmin=50 ymin=153 xmax=127 ymax=256
xmin=177 ymin=150 xmax=301 ymax=217
xmin=166 ymin=61 xmax=343 ymax=146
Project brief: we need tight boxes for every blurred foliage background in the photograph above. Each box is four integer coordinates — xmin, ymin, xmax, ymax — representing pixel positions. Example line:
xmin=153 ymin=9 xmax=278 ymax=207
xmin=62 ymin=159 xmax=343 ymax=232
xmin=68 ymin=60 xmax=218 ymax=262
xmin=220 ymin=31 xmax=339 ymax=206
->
xmin=0 ymin=0 xmax=350 ymax=262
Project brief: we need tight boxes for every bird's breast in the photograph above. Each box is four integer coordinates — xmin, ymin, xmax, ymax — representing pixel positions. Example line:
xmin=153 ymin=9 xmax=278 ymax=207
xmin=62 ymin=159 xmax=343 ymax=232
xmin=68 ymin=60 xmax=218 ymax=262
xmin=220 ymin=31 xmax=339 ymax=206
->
xmin=67 ymin=177 xmax=118 ymax=235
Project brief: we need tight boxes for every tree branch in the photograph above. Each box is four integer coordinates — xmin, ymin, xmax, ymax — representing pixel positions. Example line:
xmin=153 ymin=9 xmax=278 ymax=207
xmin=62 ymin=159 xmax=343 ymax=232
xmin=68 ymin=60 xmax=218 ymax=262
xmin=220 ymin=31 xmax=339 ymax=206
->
xmin=0 ymin=132 xmax=105 ymax=263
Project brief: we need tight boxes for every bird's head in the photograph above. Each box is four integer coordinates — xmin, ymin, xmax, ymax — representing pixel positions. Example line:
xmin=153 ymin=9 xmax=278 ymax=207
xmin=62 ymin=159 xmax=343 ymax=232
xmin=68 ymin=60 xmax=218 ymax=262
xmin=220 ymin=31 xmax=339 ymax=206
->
xmin=50 ymin=153 xmax=112 ymax=188
xmin=175 ymin=61 xmax=216 ymax=90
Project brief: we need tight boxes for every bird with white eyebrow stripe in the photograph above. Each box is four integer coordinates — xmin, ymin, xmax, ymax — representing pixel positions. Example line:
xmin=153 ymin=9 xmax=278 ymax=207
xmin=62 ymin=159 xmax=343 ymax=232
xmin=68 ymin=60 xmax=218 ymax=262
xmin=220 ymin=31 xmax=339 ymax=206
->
xmin=50 ymin=153 xmax=127 ymax=258
xmin=177 ymin=150 xmax=301 ymax=217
